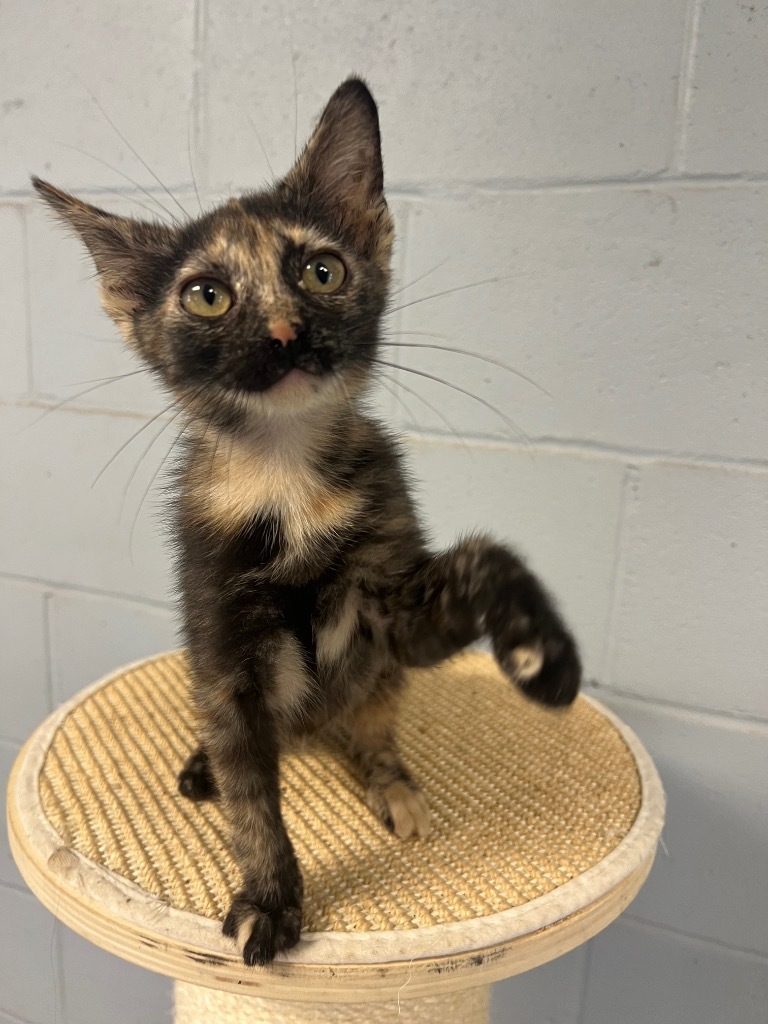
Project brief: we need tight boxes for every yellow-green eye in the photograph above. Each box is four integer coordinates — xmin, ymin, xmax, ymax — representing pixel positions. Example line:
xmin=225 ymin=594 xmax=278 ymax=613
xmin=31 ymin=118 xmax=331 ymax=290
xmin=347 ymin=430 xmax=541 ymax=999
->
xmin=300 ymin=253 xmax=346 ymax=294
xmin=180 ymin=278 xmax=233 ymax=318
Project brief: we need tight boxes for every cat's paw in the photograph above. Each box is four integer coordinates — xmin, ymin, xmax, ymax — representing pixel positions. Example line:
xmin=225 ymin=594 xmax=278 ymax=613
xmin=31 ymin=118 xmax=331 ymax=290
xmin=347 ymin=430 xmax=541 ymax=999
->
xmin=367 ymin=780 xmax=431 ymax=840
xmin=178 ymin=748 xmax=218 ymax=802
xmin=223 ymin=884 xmax=303 ymax=967
xmin=494 ymin=618 xmax=582 ymax=708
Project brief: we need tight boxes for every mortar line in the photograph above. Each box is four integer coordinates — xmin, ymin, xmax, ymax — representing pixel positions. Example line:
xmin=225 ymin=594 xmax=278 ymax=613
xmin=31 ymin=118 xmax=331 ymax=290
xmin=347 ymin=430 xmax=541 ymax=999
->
xmin=9 ymin=397 xmax=768 ymax=473
xmin=0 ymin=570 xmax=173 ymax=611
xmin=5 ymin=167 xmax=768 ymax=204
xmin=10 ymin=397 xmax=157 ymax=422
xmin=599 ymin=466 xmax=638 ymax=686
xmin=0 ymin=182 xmax=199 ymax=202
xmin=0 ymin=877 xmax=31 ymax=896
xmin=383 ymin=200 xmax=416 ymax=423
xmin=191 ymin=0 xmax=208 ymax=199
xmin=400 ymin=429 xmax=768 ymax=474
xmin=383 ymin=169 xmax=768 ymax=198
xmin=584 ymin=680 xmax=768 ymax=729
xmin=622 ymin=913 xmax=768 ymax=963
xmin=0 ymin=1002 xmax=40 ymax=1024
xmin=575 ymin=939 xmax=594 ymax=1024
xmin=671 ymin=0 xmax=704 ymax=173
xmin=41 ymin=590 xmax=55 ymax=714
xmin=18 ymin=205 xmax=35 ymax=398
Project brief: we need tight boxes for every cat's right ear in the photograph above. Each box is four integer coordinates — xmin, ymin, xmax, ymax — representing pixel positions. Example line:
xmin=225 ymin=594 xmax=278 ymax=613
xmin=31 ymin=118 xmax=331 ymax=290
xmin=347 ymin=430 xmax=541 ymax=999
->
xmin=32 ymin=177 xmax=179 ymax=329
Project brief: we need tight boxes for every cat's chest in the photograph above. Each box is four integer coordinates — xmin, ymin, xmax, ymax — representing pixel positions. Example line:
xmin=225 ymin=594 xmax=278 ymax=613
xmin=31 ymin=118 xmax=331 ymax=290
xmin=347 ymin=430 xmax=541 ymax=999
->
xmin=193 ymin=434 xmax=362 ymax=562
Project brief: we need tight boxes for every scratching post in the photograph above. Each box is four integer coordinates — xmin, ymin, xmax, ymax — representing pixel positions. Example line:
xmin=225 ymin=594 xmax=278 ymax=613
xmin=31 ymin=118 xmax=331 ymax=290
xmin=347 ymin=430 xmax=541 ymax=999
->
xmin=7 ymin=651 xmax=664 ymax=1022
xmin=174 ymin=983 xmax=489 ymax=1022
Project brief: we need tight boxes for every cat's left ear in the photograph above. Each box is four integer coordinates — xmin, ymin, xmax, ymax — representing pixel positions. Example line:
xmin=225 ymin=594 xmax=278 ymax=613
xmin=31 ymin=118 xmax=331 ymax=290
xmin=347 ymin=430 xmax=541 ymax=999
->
xmin=32 ymin=177 xmax=179 ymax=329
xmin=283 ymin=78 xmax=391 ymax=260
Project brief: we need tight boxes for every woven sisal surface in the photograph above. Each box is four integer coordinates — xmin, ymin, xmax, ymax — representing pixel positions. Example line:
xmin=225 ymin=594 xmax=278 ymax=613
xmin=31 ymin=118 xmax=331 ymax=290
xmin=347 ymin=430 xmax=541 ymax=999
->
xmin=39 ymin=651 xmax=641 ymax=934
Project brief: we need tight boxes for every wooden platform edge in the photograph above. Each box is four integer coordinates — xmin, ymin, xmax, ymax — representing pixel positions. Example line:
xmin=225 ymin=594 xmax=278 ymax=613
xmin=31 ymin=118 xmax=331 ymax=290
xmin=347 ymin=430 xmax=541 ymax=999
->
xmin=6 ymin=653 xmax=665 ymax=1004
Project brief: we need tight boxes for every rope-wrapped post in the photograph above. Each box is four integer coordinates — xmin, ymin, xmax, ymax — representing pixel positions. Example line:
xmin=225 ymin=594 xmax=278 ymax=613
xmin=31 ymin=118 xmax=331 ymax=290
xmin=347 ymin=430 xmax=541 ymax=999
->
xmin=174 ymin=982 xmax=489 ymax=1023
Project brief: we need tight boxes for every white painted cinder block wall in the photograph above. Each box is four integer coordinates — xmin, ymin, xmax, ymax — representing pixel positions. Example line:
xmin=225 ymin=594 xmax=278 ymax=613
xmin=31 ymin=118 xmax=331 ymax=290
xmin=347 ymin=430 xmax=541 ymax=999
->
xmin=1 ymin=2 xmax=767 ymax=1021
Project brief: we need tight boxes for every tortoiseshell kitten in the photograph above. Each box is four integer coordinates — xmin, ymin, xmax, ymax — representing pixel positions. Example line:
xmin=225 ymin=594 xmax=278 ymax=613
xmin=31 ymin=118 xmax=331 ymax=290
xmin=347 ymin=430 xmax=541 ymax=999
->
xmin=34 ymin=78 xmax=581 ymax=966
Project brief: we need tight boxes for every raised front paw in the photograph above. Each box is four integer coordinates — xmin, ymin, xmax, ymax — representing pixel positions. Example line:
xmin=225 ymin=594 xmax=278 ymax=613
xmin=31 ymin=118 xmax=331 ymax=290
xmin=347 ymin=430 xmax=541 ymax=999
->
xmin=492 ymin=610 xmax=582 ymax=708
xmin=223 ymin=878 xmax=303 ymax=966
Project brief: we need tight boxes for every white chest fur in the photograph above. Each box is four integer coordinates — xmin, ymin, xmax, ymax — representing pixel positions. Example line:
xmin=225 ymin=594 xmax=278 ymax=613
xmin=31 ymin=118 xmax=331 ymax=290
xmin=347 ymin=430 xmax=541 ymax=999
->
xmin=194 ymin=427 xmax=363 ymax=559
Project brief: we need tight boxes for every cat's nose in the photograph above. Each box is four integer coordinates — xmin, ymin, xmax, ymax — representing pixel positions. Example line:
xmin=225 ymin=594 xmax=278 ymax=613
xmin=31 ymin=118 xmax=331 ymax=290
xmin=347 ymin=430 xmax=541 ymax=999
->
xmin=268 ymin=320 xmax=302 ymax=347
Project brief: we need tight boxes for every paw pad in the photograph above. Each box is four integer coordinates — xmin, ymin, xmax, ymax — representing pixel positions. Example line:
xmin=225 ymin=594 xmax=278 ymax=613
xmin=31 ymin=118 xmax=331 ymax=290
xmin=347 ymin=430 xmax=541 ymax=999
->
xmin=508 ymin=644 xmax=544 ymax=682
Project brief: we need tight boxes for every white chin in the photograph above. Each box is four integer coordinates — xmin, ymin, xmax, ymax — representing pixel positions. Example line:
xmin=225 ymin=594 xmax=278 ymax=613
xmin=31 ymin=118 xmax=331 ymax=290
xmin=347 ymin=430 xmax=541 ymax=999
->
xmin=245 ymin=369 xmax=339 ymax=417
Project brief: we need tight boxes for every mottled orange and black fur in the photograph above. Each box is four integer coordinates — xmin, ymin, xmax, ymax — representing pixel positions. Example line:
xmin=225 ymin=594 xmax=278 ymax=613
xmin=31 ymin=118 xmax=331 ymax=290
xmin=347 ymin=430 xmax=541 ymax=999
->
xmin=34 ymin=79 xmax=581 ymax=966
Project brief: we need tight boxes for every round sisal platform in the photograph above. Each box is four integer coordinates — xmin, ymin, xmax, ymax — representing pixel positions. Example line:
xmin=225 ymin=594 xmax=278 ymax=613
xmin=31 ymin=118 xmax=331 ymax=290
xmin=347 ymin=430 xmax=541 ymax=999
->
xmin=8 ymin=651 xmax=663 ymax=1016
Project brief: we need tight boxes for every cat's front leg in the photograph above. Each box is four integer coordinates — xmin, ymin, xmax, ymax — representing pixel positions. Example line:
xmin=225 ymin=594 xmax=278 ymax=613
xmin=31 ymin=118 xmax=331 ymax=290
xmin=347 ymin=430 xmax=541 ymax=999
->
xmin=178 ymin=746 xmax=218 ymax=801
xmin=347 ymin=684 xmax=431 ymax=840
xmin=200 ymin=687 xmax=303 ymax=966
xmin=390 ymin=536 xmax=581 ymax=707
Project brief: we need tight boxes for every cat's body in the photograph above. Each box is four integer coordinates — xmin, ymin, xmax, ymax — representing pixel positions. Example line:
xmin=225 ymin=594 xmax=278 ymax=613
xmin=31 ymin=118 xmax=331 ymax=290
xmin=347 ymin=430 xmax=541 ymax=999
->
xmin=35 ymin=78 xmax=581 ymax=967
xmin=178 ymin=408 xmax=420 ymax=740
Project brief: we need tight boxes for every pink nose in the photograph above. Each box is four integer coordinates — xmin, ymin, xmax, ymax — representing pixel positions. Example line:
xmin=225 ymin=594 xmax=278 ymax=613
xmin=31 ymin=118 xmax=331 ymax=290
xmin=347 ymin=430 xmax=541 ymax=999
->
xmin=269 ymin=320 xmax=300 ymax=347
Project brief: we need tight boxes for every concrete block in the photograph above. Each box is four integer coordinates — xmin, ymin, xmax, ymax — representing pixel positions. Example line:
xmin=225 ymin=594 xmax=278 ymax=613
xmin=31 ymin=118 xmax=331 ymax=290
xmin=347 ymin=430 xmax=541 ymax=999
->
xmin=594 ymin=693 xmax=768 ymax=956
xmin=394 ymin=186 xmax=768 ymax=460
xmin=608 ymin=463 xmax=768 ymax=717
xmin=0 ymin=579 xmax=50 ymax=743
xmin=0 ymin=205 xmax=29 ymax=399
xmin=0 ymin=741 xmax=25 ymax=889
xmin=491 ymin=946 xmax=586 ymax=1024
xmin=0 ymin=1 xmax=195 ymax=194
xmin=60 ymin=928 xmax=172 ymax=1024
xmin=201 ymin=0 xmax=687 ymax=190
xmin=682 ymin=0 xmax=768 ymax=174
xmin=0 ymin=405 xmax=174 ymax=603
xmin=406 ymin=439 xmax=625 ymax=681
xmin=0 ymin=886 xmax=61 ymax=1023
xmin=49 ymin=589 xmax=176 ymax=704
xmin=583 ymin=917 xmax=768 ymax=1024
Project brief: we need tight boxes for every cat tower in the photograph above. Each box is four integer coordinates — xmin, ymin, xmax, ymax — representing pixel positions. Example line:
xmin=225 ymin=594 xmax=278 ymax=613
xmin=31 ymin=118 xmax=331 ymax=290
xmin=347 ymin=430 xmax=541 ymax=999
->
xmin=7 ymin=650 xmax=664 ymax=1023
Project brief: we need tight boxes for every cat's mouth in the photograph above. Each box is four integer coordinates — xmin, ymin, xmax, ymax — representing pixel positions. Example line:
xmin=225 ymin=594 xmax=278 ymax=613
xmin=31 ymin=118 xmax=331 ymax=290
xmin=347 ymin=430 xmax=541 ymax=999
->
xmin=229 ymin=361 xmax=344 ymax=419
xmin=268 ymin=367 xmax=323 ymax=396
xmin=228 ymin=339 xmax=335 ymax=395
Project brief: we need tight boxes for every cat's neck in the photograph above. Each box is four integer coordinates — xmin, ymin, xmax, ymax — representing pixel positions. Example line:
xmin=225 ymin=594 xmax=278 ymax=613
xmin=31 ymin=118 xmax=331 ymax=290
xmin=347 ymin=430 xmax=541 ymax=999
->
xmin=238 ymin=403 xmax=347 ymax=461
xmin=182 ymin=405 xmax=367 ymax=547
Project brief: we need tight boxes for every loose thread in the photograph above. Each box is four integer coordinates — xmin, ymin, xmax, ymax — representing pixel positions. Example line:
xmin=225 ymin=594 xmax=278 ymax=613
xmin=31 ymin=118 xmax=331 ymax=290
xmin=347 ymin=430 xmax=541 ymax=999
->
xmin=397 ymin=957 xmax=416 ymax=1016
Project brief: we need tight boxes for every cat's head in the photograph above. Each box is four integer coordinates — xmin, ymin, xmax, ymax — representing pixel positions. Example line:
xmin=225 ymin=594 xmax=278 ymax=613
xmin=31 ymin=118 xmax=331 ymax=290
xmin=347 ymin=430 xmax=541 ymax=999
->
xmin=33 ymin=78 xmax=393 ymax=427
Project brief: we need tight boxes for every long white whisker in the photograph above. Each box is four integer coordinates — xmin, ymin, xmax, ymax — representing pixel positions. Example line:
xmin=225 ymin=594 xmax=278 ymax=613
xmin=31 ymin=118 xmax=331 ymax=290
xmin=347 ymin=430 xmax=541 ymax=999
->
xmin=79 ymin=79 xmax=190 ymax=220
xmin=375 ymin=368 xmax=469 ymax=452
xmin=374 ymin=358 xmax=529 ymax=444
xmin=381 ymin=339 xmax=551 ymax=397
xmin=390 ymin=258 xmax=450 ymax=298
xmin=388 ymin=273 xmax=527 ymax=317
xmin=57 ymin=142 xmax=180 ymax=224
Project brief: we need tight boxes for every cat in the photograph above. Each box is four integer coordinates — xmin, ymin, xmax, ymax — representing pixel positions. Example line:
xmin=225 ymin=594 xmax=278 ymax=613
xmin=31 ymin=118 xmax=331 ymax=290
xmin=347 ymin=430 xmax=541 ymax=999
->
xmin=34 ymin=77 xmax=581 ymax=967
